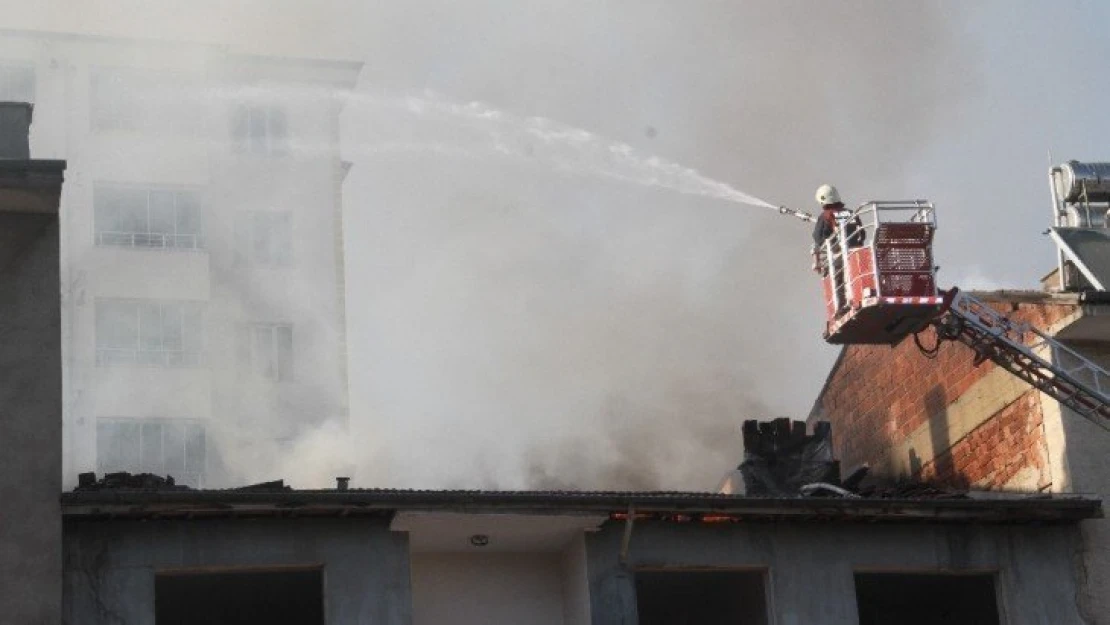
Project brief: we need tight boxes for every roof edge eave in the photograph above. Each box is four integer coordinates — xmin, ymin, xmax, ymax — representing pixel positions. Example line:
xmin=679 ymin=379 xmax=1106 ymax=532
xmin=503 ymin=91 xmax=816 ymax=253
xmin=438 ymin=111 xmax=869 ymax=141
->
xmin=59 ymin=490 xmax=1103 ymax=524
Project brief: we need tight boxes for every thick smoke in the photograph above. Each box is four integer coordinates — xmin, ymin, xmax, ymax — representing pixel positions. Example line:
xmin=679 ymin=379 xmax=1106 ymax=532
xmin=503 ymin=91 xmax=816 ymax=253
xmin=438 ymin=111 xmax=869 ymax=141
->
xmin=337 ymin=1 xmax=975 ymax=490
xmin=6 ymin=1 xmax=1024 ymax=490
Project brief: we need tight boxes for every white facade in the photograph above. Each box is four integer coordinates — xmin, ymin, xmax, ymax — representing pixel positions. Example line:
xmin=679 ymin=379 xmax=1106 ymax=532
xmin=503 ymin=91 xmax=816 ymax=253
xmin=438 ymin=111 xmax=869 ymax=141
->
xmin=0 ymin=29 xmax=359 ymax=487
xmin=393 ymin=512 xmax=601 ymax=625
xmin=411 ymin=553 xmax=567 ymax=625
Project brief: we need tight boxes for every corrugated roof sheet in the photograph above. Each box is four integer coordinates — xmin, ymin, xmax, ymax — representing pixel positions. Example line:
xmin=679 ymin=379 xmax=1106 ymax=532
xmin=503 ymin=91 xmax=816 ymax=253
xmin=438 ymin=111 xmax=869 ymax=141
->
xmin=61 ymin=487 xmax=1102 ymax=525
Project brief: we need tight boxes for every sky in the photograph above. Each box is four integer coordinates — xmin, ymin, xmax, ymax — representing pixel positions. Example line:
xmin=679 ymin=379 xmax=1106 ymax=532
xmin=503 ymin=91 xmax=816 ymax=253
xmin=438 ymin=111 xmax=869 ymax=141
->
xmin=6 ymin=1 xmax=1110 ymax=489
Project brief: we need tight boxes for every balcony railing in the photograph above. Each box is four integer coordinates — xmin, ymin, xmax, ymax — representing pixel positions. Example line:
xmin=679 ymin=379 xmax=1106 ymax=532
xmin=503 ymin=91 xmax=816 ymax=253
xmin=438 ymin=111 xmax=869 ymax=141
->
xmin=96 ymin=231 xmax=205 ymax=251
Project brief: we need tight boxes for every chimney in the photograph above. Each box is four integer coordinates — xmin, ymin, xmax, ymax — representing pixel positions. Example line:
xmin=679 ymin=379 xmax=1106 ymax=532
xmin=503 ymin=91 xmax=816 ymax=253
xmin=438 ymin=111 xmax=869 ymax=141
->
xmin=336 ymin=477 xmax=350 ymax=491
xmin=724 ymin=418 xmax=840 ymax=496
xmin=0 ymin=102 xmax=32 ymax=159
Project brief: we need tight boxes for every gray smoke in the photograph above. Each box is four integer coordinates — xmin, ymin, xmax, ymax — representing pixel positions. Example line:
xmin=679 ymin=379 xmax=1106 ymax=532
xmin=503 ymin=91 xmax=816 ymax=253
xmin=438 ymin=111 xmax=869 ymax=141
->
xmin=18 ymin=1 xmax=1087 ymax=490
xmin=339 ymin=1 xmax=974 ymax=490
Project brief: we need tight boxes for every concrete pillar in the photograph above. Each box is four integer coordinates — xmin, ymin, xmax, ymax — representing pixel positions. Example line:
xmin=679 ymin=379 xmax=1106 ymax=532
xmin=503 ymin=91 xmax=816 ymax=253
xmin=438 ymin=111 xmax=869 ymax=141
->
xmin=0 ymin=135 xmax=66 ymax=622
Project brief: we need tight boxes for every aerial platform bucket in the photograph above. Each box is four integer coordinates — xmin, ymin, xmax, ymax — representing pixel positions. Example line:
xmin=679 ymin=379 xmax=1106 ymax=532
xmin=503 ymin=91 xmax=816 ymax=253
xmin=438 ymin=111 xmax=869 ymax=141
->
xmin=816 ymin=201 xmax=943 ymax=345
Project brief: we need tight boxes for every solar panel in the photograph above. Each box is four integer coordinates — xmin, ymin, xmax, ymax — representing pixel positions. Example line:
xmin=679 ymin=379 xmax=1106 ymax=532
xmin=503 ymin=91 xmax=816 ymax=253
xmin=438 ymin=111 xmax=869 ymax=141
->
xmin=1050 ymin=227 xmax=1110 ymax=290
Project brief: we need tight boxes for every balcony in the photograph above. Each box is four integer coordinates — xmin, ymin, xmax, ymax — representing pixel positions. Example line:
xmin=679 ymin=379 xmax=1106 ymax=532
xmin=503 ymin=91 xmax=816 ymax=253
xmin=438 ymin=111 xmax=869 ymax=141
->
xmin=96 ymin=231 xmax=206 ymax=251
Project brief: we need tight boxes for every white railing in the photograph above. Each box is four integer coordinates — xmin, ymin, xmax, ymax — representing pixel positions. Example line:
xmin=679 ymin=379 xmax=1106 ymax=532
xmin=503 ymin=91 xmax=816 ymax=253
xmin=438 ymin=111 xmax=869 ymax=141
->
xmin=817 ymin=200 xmax=938 ymax=313
xmin=96 ymin=231 xmax=205 ymax=250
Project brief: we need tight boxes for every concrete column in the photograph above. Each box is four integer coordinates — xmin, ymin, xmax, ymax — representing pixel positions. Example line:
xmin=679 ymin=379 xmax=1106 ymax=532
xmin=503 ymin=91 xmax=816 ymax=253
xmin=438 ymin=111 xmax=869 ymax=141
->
xmin=0 ymin=152 xmax=66 ymax=624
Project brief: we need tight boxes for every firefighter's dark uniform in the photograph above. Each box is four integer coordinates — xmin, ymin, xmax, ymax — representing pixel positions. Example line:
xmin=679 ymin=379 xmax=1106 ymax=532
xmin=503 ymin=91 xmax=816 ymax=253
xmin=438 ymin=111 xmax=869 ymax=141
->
xmin=813 ymin=203 xmax=865 ymax=312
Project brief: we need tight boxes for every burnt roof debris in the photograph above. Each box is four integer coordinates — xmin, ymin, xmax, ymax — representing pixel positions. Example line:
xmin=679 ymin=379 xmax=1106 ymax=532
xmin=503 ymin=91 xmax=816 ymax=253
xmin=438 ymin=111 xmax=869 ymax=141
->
xmin=841 ymin=464 xmax=871 ymax=491
xmin=739 ymin=418 xmax=840 ymax=496
xmin=74 ymin=471 xmax=190 ymax=492
xmin=736 ymin=420 xmax=971 ymax=501
xmin=857 ymin=481 xmax=969 ymax=500
xmin=231 ymin=479 xmax=292 ymax=493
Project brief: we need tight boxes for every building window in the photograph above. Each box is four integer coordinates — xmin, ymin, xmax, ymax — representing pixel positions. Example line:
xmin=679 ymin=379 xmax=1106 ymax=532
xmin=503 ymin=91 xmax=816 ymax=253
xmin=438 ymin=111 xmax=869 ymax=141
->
xmin=235 ymin=210 xmax=292 ymax=266
xmin=240 ymin=323 xmax=294 ymax=381
xmin=854 ymin=573 xmax=1000 ymax=625
xmin=94 ymin=184 xmax=204 ymax=250
xmin=95 ymin=299 xmax=204 ymax=367
xmin=0 ymin=64 xmax=35 ymax=103
xmin=635 ymin=570 xmax=769 ymax=625
xmin=231 ymin=104 xmax=287 ymax=155
xmin=96 ymin=418 xmax=206 ymax=486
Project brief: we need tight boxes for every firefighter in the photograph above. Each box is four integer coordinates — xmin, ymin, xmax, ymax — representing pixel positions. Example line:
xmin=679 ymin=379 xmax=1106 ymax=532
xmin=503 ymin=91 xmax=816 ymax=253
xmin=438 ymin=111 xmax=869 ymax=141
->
xmin=812 ymin=184 xmax=865 ymax=313
xmin=812 ymin=184 xmax=864 ymax=247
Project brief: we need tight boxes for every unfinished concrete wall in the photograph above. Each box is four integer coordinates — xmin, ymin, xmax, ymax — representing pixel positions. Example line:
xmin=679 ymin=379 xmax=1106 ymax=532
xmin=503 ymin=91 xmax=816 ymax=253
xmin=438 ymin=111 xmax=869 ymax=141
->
xmin=62 ymin=518 xmax=411 ymax=625
xmin=585 ymin=520 xmax=1088 ymax=625
xmin=1040 ymin=340 xmax=1110 ymax=623
xmin=561 ymin=533 xmax=592 ymax=625
xmin=410 ymin=552 xmax=565 ymax=625
xmin=1057 ymin=407 xmax=1110 ymax=623
xmin=0 ymin=172 xmax=64 ymax=624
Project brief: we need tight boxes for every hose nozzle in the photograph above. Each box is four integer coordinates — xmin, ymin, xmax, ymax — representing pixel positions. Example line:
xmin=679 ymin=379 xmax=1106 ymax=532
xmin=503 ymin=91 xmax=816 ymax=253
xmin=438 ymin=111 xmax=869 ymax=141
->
xmin=778 ymin=205 xmax=817 ymax=223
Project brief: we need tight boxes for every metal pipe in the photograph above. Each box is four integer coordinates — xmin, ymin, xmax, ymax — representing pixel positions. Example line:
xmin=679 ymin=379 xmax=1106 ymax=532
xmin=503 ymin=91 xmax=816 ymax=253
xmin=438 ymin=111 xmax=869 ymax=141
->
xmin=1049 ymin=166 xmax=1067 ymax=290
xmin=869 ymin=224 xmax=881 ymax=298
xmin=838 ymin=216 xmax=852 ymax=309
xmin=619 ymin=505 xmax=635 ymax=568
xmin=825 ymin=237 xmax=838 ymax=311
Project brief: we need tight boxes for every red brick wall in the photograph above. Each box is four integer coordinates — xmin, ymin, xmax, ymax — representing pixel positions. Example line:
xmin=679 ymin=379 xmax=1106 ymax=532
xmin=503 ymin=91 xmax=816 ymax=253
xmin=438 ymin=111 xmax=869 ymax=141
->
xmin=917 ymin=390 xmax=1049 ymax=489
xmin=811 ymin=297 xmax=1075 ymax=489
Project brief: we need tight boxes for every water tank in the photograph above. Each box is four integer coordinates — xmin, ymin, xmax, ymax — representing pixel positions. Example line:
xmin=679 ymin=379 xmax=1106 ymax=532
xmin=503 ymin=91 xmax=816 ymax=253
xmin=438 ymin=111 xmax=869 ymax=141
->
xmin=1054 ymin=161 xmax=1110 ymax=203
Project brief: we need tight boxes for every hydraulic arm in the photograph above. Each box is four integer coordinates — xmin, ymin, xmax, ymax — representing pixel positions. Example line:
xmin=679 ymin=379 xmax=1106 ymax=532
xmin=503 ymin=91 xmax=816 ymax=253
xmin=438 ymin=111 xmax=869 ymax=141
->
xmin=928 ymin=289 xmax=1110 ymax=432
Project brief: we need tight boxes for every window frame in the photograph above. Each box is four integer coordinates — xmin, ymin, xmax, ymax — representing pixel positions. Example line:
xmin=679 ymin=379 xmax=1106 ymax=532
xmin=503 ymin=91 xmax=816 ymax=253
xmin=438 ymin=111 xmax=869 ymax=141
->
xmin=240 ymin=322 xmax=295 ymax=382
xmin=232 ymin=104 xmax=288 ymax=156
xmin=94 ymin=183 xmax=205 ymax=251
xmin=95 ymin=298 xmax=205 ymax=368
xmin=96 ymin=417 xmax=207 ymax=486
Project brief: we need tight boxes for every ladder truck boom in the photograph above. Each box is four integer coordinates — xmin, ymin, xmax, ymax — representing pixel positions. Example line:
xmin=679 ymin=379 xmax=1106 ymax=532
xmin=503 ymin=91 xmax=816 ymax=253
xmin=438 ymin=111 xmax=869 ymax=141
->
xmin=937 ymin=289 xmax=1110 ymax=431
xmin=798 ymin=198 xmax=1110 ymax=432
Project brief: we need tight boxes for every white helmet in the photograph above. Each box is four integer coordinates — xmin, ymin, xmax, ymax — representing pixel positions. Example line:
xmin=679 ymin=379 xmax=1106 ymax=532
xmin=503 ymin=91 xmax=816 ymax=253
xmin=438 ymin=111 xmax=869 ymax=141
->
xmin=815 ymin=184 xmax=841 ymax=206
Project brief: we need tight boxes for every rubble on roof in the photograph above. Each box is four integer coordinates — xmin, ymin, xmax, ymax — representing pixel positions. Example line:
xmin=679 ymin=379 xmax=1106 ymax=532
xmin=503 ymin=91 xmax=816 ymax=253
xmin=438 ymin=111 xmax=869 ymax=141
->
xmin=71 ymin=473 xmax=294 ymax=493
xmin=856 ymin=481 xmax=968 ymax=500
xmin=231 ymin=479 xmax=292 ymax=493
xmin=732 ymin=419 xmax=968 ymax=500
xmin=74 ymin=471 xmax=191 ymax=492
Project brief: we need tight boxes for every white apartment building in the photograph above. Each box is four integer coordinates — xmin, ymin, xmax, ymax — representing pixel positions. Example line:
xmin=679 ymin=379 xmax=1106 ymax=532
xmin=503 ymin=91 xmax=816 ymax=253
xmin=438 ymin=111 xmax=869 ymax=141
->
xmin=0 ymin=29 xmax=359 ymax=486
